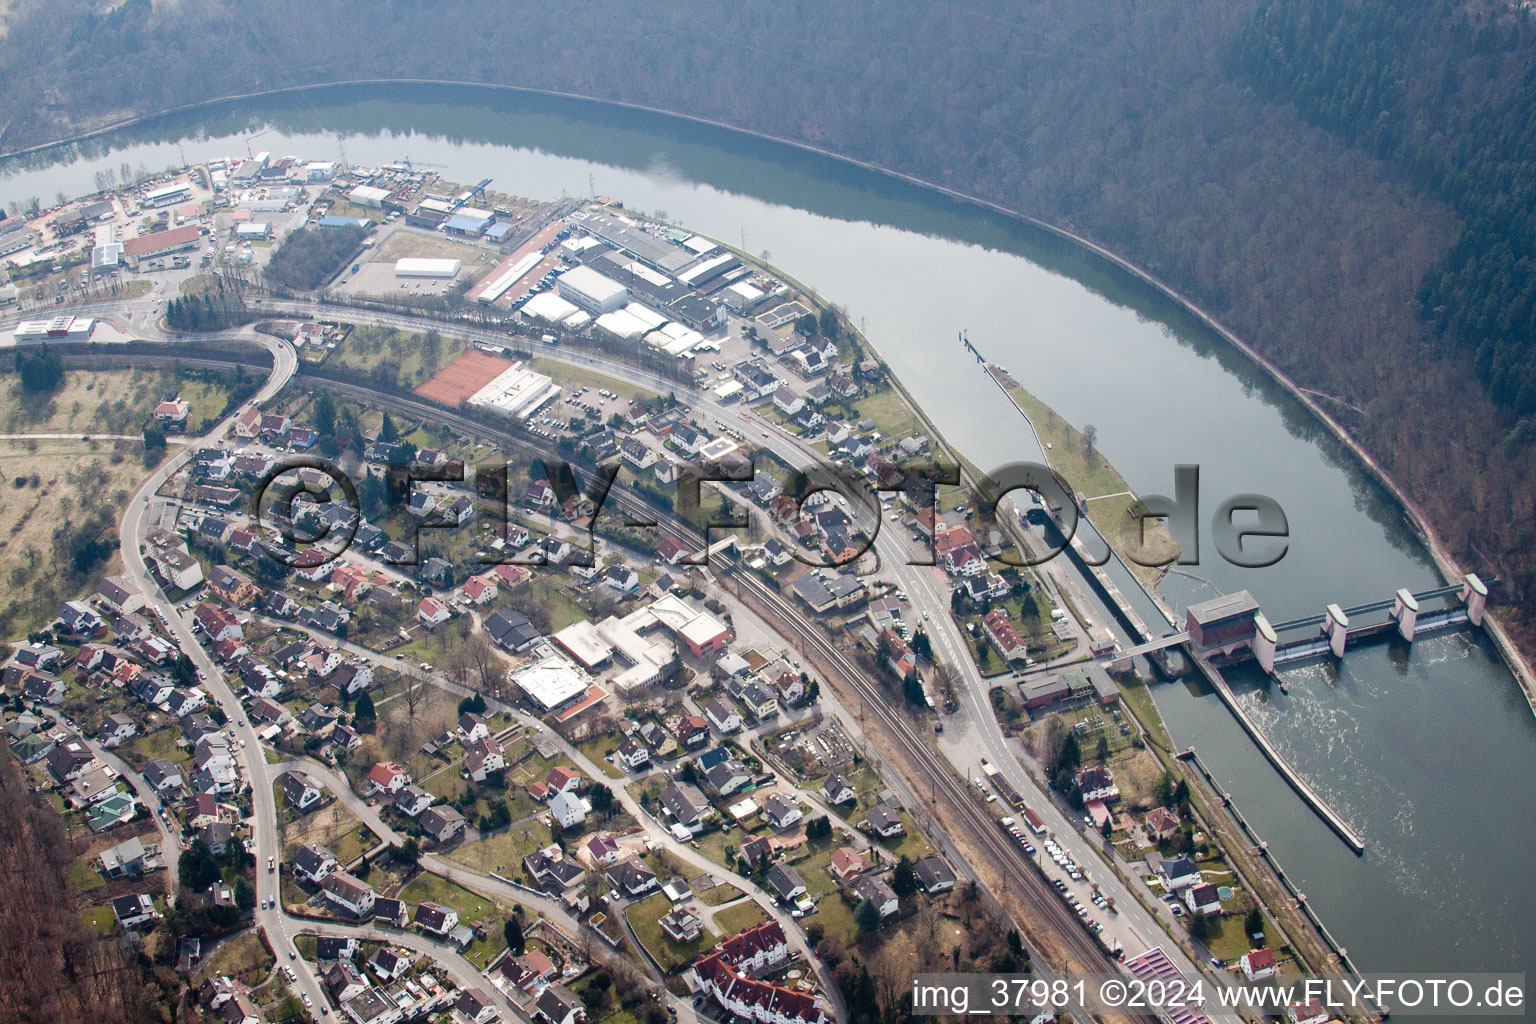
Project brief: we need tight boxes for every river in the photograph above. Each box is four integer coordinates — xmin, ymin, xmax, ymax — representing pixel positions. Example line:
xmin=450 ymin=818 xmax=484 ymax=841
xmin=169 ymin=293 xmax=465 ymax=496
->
xmin=4 ymin=83 xmax=1532 ymax=976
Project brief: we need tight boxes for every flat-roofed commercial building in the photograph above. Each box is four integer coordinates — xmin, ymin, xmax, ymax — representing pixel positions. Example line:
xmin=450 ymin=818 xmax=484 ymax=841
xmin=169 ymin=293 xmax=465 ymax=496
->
xmin=514 ymin=650 xmax=594 ymax=712
xmin=347 ymin=185 xmax=393 ymax=209
xmin=470 ymin=252 xmax=542 ymax=304
xmin=557 ymin=264 xmax=629 ymax=314
xmin=466 ymin=362 xmax=560 ymax=420
xmin=141 ymin=182 xmax=192 ymax=208
xmin=124 ymin=225 xmax=200 ymax=265
xmin=394 ymin=257 xmax=461 ymax=278
xmin=14 ymin=315 xmax=96 ymax=342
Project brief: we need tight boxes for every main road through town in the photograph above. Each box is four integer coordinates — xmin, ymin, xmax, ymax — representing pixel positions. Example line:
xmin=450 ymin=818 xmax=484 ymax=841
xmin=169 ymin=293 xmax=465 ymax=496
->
xmin=55 ymin=290 xmax=1229 ymax=1021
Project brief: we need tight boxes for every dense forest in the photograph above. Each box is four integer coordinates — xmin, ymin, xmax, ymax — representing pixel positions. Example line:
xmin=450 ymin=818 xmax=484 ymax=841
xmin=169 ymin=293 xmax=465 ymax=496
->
xmin=0 ymin=0 xmax=1532 ymax=643
xmin=1233 ymin=0 xmax=1536 ymax=414
xmin=0 ymin=757 xmax=162 ymax=1023
xmin=265 ymin=224 xmax=367 ymax=291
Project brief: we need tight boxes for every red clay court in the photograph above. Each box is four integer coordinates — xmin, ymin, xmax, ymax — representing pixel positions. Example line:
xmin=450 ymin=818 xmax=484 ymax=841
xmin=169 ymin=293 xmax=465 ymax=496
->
xmin=414 ymin=349 xmax=516 ymax=407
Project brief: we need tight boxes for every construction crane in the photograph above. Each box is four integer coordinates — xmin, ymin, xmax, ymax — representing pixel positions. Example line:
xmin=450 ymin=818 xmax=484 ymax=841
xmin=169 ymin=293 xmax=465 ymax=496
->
xmin=398 ymin=156 xmax=447 ymax=171
xmin=447 ymin=178 xmax=493 ymax=213
xmin=245 ymin=130 xmax=271 ymax=160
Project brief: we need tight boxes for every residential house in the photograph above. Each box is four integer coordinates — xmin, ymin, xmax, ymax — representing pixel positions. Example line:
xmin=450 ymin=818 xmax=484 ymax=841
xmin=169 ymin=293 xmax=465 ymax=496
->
xmin=393 ymin=785 xmax=435 ymax=818
xmin=549 ymin=789 xmax=591 ymax=829
xmin=1144 ymin=806 xmax=1181 ymax=842
xmin=98 ymin=713 xmax=137 ymax=748
xmin=676 ymin=714 xmax=710 ymax=748
xmin=295 ymin=843 xmax=339 ymax=884
xmin=660 ymin=905 xmax=705 ymax=943
xmin=704 ymin=760 xmax=751 ymax=797
xmin=47 ymin=741 xmax=97 ymax=783
xmin=584 ymin=834 xmax=621 ymax=866
xmin=100 ymin=836 xmax=150 ymax=879
xmin=913 ymin=856 xmax=957 ymax=894
xmin=465 ymin=736 xmax=506 ymax=783
xmin=196 ymin=821 xmax=233 ymax=855
xmin=94 ymin=575 xmax=144 ymax=615
xmin=1074 ymin=765 xmax=1119 ymax=802
xmin=739 ymin=835 xmax=776 ymax=871
xmin=545 ymin=765 xmax=581 ymax=794
xmin=417 ymin=596 xmax=451 ymax=628
xmin=1160 ymin=855 xmax=1201 ymax=891
xmin=414 ymin=901 xmax=459 ymax=937
xmin=371 ymin=899 xmax=409 ymax=929
xmin=704 ymin=698 xmax=740 ymax=734
xmin=614 ymin=735 xmax=650 ymax=772
xmin=766 ymin=863 xmax=808 ymax=902
xmin=822 ymin=774 xmax=856 ymax=806
xmin=660 ymin=781 xmax=713 ymax=836
xmin=141 ymin=758 xmax=184 ymax=795
xmin=456 ymin=989 xmax=500 ymax=1024
xmin=112 ymin=893 xmax=157 ymax=929
xmin=1288 ymin=1001 xmax=1330 ymax=1024
xmin=829 ymin=846 xmax=869 ymax=884
xmin=866 ymin=805 xmax=905 ymax=839
xmin=740 ymin=680 xmax=779 ymax=720
xmin=321 ymin=871 xmax=376 ymax=917
xmin=852 ymin=875 xmax=899 ymax=918
xmin=23 ymin=672 xmax=64 ymax=706
xmin=1185 ymin=883 xmax=1222 ymax=917
xmin=1241 ymin=947 xmax=1278 ymax=981
xmin=604 ymin=856 xmax=658 ymax=898
xmin=762 ymin=793 xmax=803 ymax=831
xmin=324 ymin=960 xmax=369 ymax=1003
xmin=280 ymin=770 xmax=323 ymax=813
xmin=366 ymin=761 xmax=411 ymax=796
xmin=420 ymin=804 xmax=467 ymax=844
xmin=458 ymin=712 xmax=489 ymax=744
xmin=534 ymin=986 xmax=585 ymax=1024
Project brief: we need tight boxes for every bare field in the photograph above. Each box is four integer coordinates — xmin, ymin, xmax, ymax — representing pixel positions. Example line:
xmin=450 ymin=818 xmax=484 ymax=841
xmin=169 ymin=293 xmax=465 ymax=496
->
xmin=375 ymin=230 xmax=498 ymax=271
xmin=0 ymin=438 xmax=151 ymax=636
xmin=0 ymin=368 xmax=162 ymax=433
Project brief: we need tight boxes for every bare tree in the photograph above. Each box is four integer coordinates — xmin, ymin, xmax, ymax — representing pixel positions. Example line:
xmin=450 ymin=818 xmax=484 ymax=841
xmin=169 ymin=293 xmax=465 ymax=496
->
xmin=466 ymin=632 xmax=500 ymax=697
xmin=400 ymin=670 xmax=428 ymax=720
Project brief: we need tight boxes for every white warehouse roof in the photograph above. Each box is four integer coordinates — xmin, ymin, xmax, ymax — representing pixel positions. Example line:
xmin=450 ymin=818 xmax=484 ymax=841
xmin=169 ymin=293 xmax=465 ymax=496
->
xmin=557 ymin=264 xmax=628 ymax=310
xmin=522 ymin=291 xmax=580 ymax=324
xmin=514 ymin=651 xmax=592 ymax=711
xmin=467 ymin=363 xmax=560 ymax=420
xmin=394 ymin=258 xmax=461 ymax=278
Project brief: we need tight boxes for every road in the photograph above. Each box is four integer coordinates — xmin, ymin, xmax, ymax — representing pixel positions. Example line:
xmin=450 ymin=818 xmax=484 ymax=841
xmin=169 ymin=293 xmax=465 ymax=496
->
xmin=73 ymin=288 xmax=1223 ymax=1017
xmin=112 ymin=332 xmax=528 ymax=1022
xmin=82 ymin=735 xmax=183 ymax=889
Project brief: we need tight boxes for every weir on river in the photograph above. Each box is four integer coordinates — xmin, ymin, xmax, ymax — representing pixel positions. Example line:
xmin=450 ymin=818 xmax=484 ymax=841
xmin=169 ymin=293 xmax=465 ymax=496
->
xmin=5 ymin=80 xmax=1533 ymax=975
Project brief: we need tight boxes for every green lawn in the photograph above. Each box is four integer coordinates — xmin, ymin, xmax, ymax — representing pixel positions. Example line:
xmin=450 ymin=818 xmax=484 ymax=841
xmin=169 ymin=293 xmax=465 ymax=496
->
xmin=119 ymin=726 xmax=188 ymax=771
xmin=533 ymin=359 xmax=658 ymax=403
xmin=626 ymin=892 xmax=714 ymax=972
xmin=711 ymin=898 xmax=768 ymax=936
xmin=79 ymin=905 xmax=115 ymax=934
xmin=867 ymin=810 xmax=935 ymax=861
xmin=695 ymin=882 xmax=744 ymax=907
xmin=443 ymin=822 xmax=548 ymax=879
xmin=1116 ymin=678 xmax=1175 ymax=752
xmin=68 ymin=855 xmax=105 ymax=892
xmin=578 ymin=734 xmax=626 ymax=779
xmin=846 ymin=386 xmax=922 ymax=441
xmin=998 ymin=375 xmax=1179 ymax=580
xmin=396 ymin=872 xmax=511 ymax=967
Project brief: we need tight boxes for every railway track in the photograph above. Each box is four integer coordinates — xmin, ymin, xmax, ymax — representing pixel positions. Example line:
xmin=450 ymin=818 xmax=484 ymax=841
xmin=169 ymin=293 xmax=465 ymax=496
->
xmin=301 ymin=372 xmax=1125 ymax=972
xmin=142 ymin=356 xmax=1144 ymax=1014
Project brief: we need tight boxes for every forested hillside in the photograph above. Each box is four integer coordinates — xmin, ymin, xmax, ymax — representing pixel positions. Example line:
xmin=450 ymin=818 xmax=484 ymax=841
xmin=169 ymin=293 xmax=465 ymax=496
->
xmin=0 ymin=0 xmax=1532 ymax=644
xmin=0 ymin=757 xmax=162 ymax=1023
xmin=1234 ymin=0 xmax=1536 ymax=414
